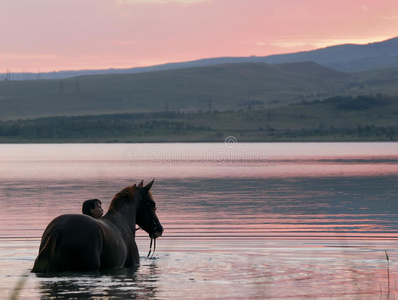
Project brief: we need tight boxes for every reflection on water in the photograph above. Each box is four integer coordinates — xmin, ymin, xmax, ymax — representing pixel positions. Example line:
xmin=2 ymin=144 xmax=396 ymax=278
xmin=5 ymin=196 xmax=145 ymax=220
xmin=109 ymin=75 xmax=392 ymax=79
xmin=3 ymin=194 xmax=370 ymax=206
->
xmin=0 ymin=142 xmax=397 ymax=181
xmin=36 ymin=264 xmax=158 ymax=299
xmin=0 ymin=143 xmax=398 ymax=299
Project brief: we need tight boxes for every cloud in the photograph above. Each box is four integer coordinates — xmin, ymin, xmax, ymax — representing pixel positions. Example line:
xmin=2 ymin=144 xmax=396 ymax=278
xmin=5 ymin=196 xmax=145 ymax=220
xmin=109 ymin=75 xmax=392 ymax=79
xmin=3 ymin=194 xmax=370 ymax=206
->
xmin=112 ymin=40 xmax=150 ymax=46
xmin=253 ymin=36 xmax=394 ymax=54
xmin=381 ymin=15 xmax=398 ymax=20
xmin=256 ymin=41 xmax=310 ymax=49
xmin=116 ymin=0 xmax=211 ymax=4
xmin=0 ymin=52 xmax=57 ymax=60
xmin=310 ymin=37 xmax=394 ymax=48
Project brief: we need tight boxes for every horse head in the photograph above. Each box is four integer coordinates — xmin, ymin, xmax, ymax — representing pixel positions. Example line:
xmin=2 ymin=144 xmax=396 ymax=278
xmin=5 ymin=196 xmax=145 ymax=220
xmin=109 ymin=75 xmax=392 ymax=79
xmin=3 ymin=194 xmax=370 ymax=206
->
xmin=135 ymin=179 xmax=164 ymax=240
xmin=108 ymin=180 xmax=164 ymax=239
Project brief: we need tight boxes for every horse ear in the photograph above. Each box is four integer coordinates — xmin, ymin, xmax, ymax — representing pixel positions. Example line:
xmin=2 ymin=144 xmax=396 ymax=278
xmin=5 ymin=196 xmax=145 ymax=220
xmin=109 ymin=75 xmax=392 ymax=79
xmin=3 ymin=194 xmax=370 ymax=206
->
xmin=138 ymin=180 xmax=144 ymax=187
xmin=143 ymin=179 xmax=155 ymax=193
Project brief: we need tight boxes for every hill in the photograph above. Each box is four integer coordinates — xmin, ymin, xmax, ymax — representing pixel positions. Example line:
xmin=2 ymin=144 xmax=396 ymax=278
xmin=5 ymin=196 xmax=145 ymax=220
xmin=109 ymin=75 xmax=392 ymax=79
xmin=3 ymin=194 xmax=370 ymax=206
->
xmin=0 ymin=62 xmax=356 ymax=120
xmin=2 ymin=37 xmax=397 ymax=81
xmin=156 ymin=36 xmax=398 ymax=72
xmin=256 ymin=37 xmax=398 ymax=72
xmin=0 ymin=94 xmax=396 ymax=142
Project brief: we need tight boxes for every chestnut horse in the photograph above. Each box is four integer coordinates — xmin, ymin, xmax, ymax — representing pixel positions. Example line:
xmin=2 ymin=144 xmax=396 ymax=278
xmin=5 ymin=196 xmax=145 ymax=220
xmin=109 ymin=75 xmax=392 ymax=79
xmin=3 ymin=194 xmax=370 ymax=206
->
xmin=32 ymin=180 xmax=163 ymax=273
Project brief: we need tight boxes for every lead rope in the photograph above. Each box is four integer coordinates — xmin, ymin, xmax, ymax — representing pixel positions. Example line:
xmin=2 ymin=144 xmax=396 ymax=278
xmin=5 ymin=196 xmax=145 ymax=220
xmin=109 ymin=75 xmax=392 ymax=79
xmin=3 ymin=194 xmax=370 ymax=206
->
xmin=136 ymin=227 xmax=156 ymax=258
xmin=147 ymin=238 xmax=156 ymax=258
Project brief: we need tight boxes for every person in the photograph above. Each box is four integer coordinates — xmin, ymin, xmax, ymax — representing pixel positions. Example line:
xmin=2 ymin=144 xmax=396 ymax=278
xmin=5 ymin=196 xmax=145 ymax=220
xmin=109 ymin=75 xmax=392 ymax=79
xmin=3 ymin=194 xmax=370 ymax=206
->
xmin=82 ymin=199 xmax=103 ymax=219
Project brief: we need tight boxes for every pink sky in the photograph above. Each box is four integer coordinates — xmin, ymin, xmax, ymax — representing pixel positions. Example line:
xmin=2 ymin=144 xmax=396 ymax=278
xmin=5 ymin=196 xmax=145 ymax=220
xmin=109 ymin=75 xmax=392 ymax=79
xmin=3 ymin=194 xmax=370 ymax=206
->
xmin=1 ymin=0 xmax=397 ymax=72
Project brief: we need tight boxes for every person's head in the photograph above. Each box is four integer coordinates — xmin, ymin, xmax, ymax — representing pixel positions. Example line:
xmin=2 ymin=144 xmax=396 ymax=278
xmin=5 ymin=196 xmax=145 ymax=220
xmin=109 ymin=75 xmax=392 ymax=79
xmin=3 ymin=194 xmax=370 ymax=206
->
xmin=82 ymin=199 xmax=103 ymax=219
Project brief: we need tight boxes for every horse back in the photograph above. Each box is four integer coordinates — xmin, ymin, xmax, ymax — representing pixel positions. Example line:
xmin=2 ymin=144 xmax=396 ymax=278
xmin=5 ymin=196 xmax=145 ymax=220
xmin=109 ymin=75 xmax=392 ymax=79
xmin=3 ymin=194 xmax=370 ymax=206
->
xmin=32 ymin=214 xmax=103 ymax=273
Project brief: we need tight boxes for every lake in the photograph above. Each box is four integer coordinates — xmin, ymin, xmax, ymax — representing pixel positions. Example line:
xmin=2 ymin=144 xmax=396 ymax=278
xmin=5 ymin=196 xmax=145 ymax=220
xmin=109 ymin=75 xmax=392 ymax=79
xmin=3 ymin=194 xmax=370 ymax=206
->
xmin=1 ymin=142 xmax=398 ymax=299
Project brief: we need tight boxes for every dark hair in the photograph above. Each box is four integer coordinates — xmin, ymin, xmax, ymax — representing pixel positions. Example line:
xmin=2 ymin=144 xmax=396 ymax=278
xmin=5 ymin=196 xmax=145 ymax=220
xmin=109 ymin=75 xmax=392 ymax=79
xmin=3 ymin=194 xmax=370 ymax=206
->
xmin=82 ymin=199 xmax=102 ymax=217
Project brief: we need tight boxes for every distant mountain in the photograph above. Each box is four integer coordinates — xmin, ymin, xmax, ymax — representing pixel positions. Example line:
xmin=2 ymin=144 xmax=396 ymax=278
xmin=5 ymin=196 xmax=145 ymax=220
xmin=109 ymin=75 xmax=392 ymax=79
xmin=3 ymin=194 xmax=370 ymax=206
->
xmin=258 ymin=37 xmax=398 ymax=72
xmin=144 ymin=37 xmax=398 ymax=72
xmin=2 ymin=37 xmax=398 ymax=81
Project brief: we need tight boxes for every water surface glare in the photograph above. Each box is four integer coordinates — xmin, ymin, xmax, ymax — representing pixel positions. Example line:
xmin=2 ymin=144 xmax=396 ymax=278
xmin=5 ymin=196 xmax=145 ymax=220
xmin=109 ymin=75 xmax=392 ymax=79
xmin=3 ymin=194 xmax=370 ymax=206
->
xmin=0 ymin=143 xmax=398 ymax=299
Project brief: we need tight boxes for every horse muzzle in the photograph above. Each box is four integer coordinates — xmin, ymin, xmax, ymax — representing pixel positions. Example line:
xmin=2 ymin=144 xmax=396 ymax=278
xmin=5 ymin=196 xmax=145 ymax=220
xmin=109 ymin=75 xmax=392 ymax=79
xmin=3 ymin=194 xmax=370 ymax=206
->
xmin=151 ymin=225 xmax=164 ymax=239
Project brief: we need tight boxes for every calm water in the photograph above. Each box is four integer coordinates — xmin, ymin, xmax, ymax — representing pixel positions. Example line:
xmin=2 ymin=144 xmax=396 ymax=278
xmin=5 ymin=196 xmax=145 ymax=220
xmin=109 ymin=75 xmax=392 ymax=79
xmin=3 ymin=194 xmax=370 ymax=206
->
xmin=1 ymin=142 xmax=398 ymax=299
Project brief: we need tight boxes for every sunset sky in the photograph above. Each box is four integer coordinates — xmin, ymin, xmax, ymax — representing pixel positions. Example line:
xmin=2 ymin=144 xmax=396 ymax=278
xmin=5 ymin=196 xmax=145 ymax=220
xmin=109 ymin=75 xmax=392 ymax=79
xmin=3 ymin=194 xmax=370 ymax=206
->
xmin=1 ymin=0 xmax=398 ymax=73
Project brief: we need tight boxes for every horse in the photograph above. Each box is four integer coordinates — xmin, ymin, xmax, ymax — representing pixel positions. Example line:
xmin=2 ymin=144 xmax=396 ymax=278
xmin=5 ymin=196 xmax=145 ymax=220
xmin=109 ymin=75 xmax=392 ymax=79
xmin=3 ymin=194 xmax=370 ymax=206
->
xmin=32 ymin=180 xmax=163 ymax=273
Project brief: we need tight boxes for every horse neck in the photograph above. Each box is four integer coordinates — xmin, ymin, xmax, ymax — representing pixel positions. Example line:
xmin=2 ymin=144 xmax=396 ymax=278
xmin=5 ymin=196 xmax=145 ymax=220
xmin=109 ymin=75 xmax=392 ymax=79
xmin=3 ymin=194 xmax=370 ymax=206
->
xmin=105 ymin=203 xmax=138 ymax=231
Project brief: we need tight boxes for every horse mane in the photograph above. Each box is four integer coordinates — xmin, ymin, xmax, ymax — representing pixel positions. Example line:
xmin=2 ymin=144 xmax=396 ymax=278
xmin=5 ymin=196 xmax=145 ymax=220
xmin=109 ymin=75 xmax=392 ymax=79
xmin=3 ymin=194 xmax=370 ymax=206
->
xmin=108 ymin=185 xmax=137 ymax=213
